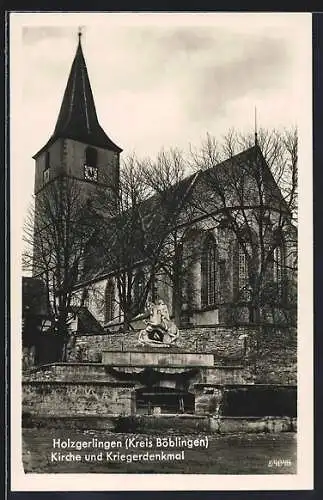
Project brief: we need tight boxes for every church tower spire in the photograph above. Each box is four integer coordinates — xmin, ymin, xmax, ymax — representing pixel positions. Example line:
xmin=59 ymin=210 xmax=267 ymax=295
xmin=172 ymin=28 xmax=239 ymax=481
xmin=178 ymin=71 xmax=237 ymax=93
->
xmin=52 ymin=32 xmax=121 ymax=152
xmin=33 ymin=32 xmax=121 ymax=197
xmin=35 ymin=32 xmax=121 ymax=156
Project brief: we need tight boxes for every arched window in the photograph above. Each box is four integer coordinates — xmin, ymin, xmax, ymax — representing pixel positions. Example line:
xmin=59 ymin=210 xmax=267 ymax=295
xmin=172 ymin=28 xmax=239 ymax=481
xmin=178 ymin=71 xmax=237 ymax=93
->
xmin=43 ymin=151 xmax=50 ymax=184
xmin=233 ymin=227 xmax=254 ymax=300
xmin=134 ymin=271 xmax=145 ymax=313
xmin=273 ymin=230 xmax=286 ymax=298
xmin=85 ymin=146 xmax=98 ymax=167
xmin=238 ymin=245 xmax=248 ymax=290
xmin=201 ymin=235 xmax=218 ymax=307
xmin=273 ymin=246 xmax=283 ymax=284
xmin=104 ymin=279 xmax=114 ymax=323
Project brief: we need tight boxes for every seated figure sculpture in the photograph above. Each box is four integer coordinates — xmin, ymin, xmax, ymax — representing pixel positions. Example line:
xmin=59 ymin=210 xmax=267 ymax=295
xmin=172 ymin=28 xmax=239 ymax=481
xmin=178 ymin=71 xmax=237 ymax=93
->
xmin=138 ymin=300 xmax=179 ymax=347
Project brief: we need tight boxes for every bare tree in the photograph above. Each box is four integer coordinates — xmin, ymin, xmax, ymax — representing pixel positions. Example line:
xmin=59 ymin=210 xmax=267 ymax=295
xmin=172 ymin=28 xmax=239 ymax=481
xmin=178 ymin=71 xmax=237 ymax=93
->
xmin=224 ymin=127 xmax=298 ymax=223
xmin=89 ymin=155 xmax=155 ymax=330
xmin=89 ymin=149 xmax=198 ymax=328
xmin=23 ymin=176 xmax=97 ymax=360
xmin=189 ymin=127 xmax=298 ymax=324
xmin=142 ymin=148 xmax=199 ymax=325
xmin=91 ymin=128 xmax=297 ymax=328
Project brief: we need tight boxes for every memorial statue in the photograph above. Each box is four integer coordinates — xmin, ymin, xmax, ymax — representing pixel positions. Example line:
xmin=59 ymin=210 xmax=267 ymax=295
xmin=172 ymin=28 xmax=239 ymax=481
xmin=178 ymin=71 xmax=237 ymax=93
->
xmin=138 ymin=300 xmax=179 ymax=347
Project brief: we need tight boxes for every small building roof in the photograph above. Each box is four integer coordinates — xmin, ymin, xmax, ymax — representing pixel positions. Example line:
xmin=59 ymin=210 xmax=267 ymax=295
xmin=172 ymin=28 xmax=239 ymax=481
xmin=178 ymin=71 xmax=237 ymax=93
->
xmin=70 ymin=306 xmax=105 ymax=335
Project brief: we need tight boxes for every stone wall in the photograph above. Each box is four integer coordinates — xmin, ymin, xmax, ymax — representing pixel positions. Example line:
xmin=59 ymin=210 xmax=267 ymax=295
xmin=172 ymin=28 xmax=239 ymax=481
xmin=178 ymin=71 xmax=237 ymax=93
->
xmin=22 ymin=346 xmax=36 ymax=370
xmin=71 ymin=325 xmax=296 ymax=386
xmin=195 ymin=386 xmax=223 ymax=416
xmin=23 ymin=324 xmax=296 ymax=422
xmin=23 ymin=381 xmax=134 ymax=417
xmin=253 ymin=326 xmax=297 ymax=384
xmin=202 ymin=367 xmax=253 ymax=385
xmin=72 ymin=326 xmax=257 ymax=362
xmin=25 ymin=364 xmax=116 ymax=382
xmin=22 ymin=413 xmax=296 ymax=433
xmin=24 ymin=361 xmax=253 ymax=390
xmin=22 ymin=366 xmax=296 ymax=421
xmin=24 ymin=362 xmax=253 ymax=396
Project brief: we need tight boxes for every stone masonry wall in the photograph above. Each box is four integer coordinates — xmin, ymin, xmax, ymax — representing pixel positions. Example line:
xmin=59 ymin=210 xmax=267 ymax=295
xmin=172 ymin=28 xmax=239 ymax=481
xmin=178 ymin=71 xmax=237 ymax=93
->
xmin=70 ymin=325 xmax=296 ymax=385
xmin=23 ymin=382 xmax=134 ymax=417
xmin=253 ymin=326 xmax=297 ymax=384
xmin=23 ymin=323 xmax=296 ymax=420
xmin=73 ymin=326 xmax=256 ymax=361
xmin=24 ymin=363 xmax=252 ymax=389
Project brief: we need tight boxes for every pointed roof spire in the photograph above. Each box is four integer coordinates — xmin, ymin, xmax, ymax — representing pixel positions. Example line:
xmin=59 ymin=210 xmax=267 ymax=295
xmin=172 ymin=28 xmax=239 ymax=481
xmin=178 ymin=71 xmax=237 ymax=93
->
xmin=78 ymin=26 xmax=82 ymax=43
xmin=33 ymin=32 xmax=122 ymax=158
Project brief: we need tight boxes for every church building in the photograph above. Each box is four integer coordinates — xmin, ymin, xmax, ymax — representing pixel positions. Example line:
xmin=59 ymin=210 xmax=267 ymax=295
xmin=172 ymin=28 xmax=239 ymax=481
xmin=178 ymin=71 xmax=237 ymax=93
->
xmin=23 ymin=32 xmax=298 ymax=423
xmin=31 ymin=34 xmax=297 ymax=335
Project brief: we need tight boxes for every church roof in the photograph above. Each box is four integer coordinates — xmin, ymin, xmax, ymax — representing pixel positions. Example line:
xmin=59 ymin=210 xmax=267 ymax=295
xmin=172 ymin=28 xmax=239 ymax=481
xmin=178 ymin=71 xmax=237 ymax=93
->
xmin=79 ymin=170 xmax=201 ymax=283
xmin=33 ymin=36 xmax=122 ymax=159
xmin=78 ymin=144 xmax=291 ymax=285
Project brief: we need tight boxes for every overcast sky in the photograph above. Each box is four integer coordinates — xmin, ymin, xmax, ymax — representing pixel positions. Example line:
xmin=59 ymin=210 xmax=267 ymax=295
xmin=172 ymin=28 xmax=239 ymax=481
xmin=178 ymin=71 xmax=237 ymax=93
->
xmin=10 ymin=12 xmax=311 ymax=244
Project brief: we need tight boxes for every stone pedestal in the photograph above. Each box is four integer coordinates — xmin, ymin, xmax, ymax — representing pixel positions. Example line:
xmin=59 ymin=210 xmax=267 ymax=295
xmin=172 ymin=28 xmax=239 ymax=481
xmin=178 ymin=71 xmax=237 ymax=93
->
xmin=102 ymin=350 xmax=215 ymax=367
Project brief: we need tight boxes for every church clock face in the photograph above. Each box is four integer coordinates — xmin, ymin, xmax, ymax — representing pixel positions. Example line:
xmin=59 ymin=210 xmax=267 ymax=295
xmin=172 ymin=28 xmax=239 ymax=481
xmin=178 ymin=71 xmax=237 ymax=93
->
xmin=84 ymin=165 xmax=98 ymax=182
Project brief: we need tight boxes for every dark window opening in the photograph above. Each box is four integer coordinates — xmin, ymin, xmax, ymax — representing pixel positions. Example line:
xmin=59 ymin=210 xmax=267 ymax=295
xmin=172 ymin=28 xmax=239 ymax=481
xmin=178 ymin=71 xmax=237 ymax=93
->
xmin=85 ymin=146 xmax=98 ymax=167
xmin=135 ymin=387 xmax=195 ymax=414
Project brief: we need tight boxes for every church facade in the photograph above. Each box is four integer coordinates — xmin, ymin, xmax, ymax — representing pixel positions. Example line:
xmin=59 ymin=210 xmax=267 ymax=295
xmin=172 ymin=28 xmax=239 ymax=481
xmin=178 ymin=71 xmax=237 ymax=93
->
xmin=31 ymin=36 xmax=297 ymax=335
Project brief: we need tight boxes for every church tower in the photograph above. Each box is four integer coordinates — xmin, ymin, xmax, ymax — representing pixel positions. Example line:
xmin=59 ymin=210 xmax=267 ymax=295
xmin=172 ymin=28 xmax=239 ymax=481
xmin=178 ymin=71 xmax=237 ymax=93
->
xmin=32 ymin=32 xmax=122 ymax=201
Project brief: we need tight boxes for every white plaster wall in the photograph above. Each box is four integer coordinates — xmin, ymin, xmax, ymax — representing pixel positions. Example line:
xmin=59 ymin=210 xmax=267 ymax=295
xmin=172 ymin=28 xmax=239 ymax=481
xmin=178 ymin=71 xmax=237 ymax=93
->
xmin=65 ymin=139 xmax=118 ymax=184
xmin=86 ymin=279 xmax=107 ymax=324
